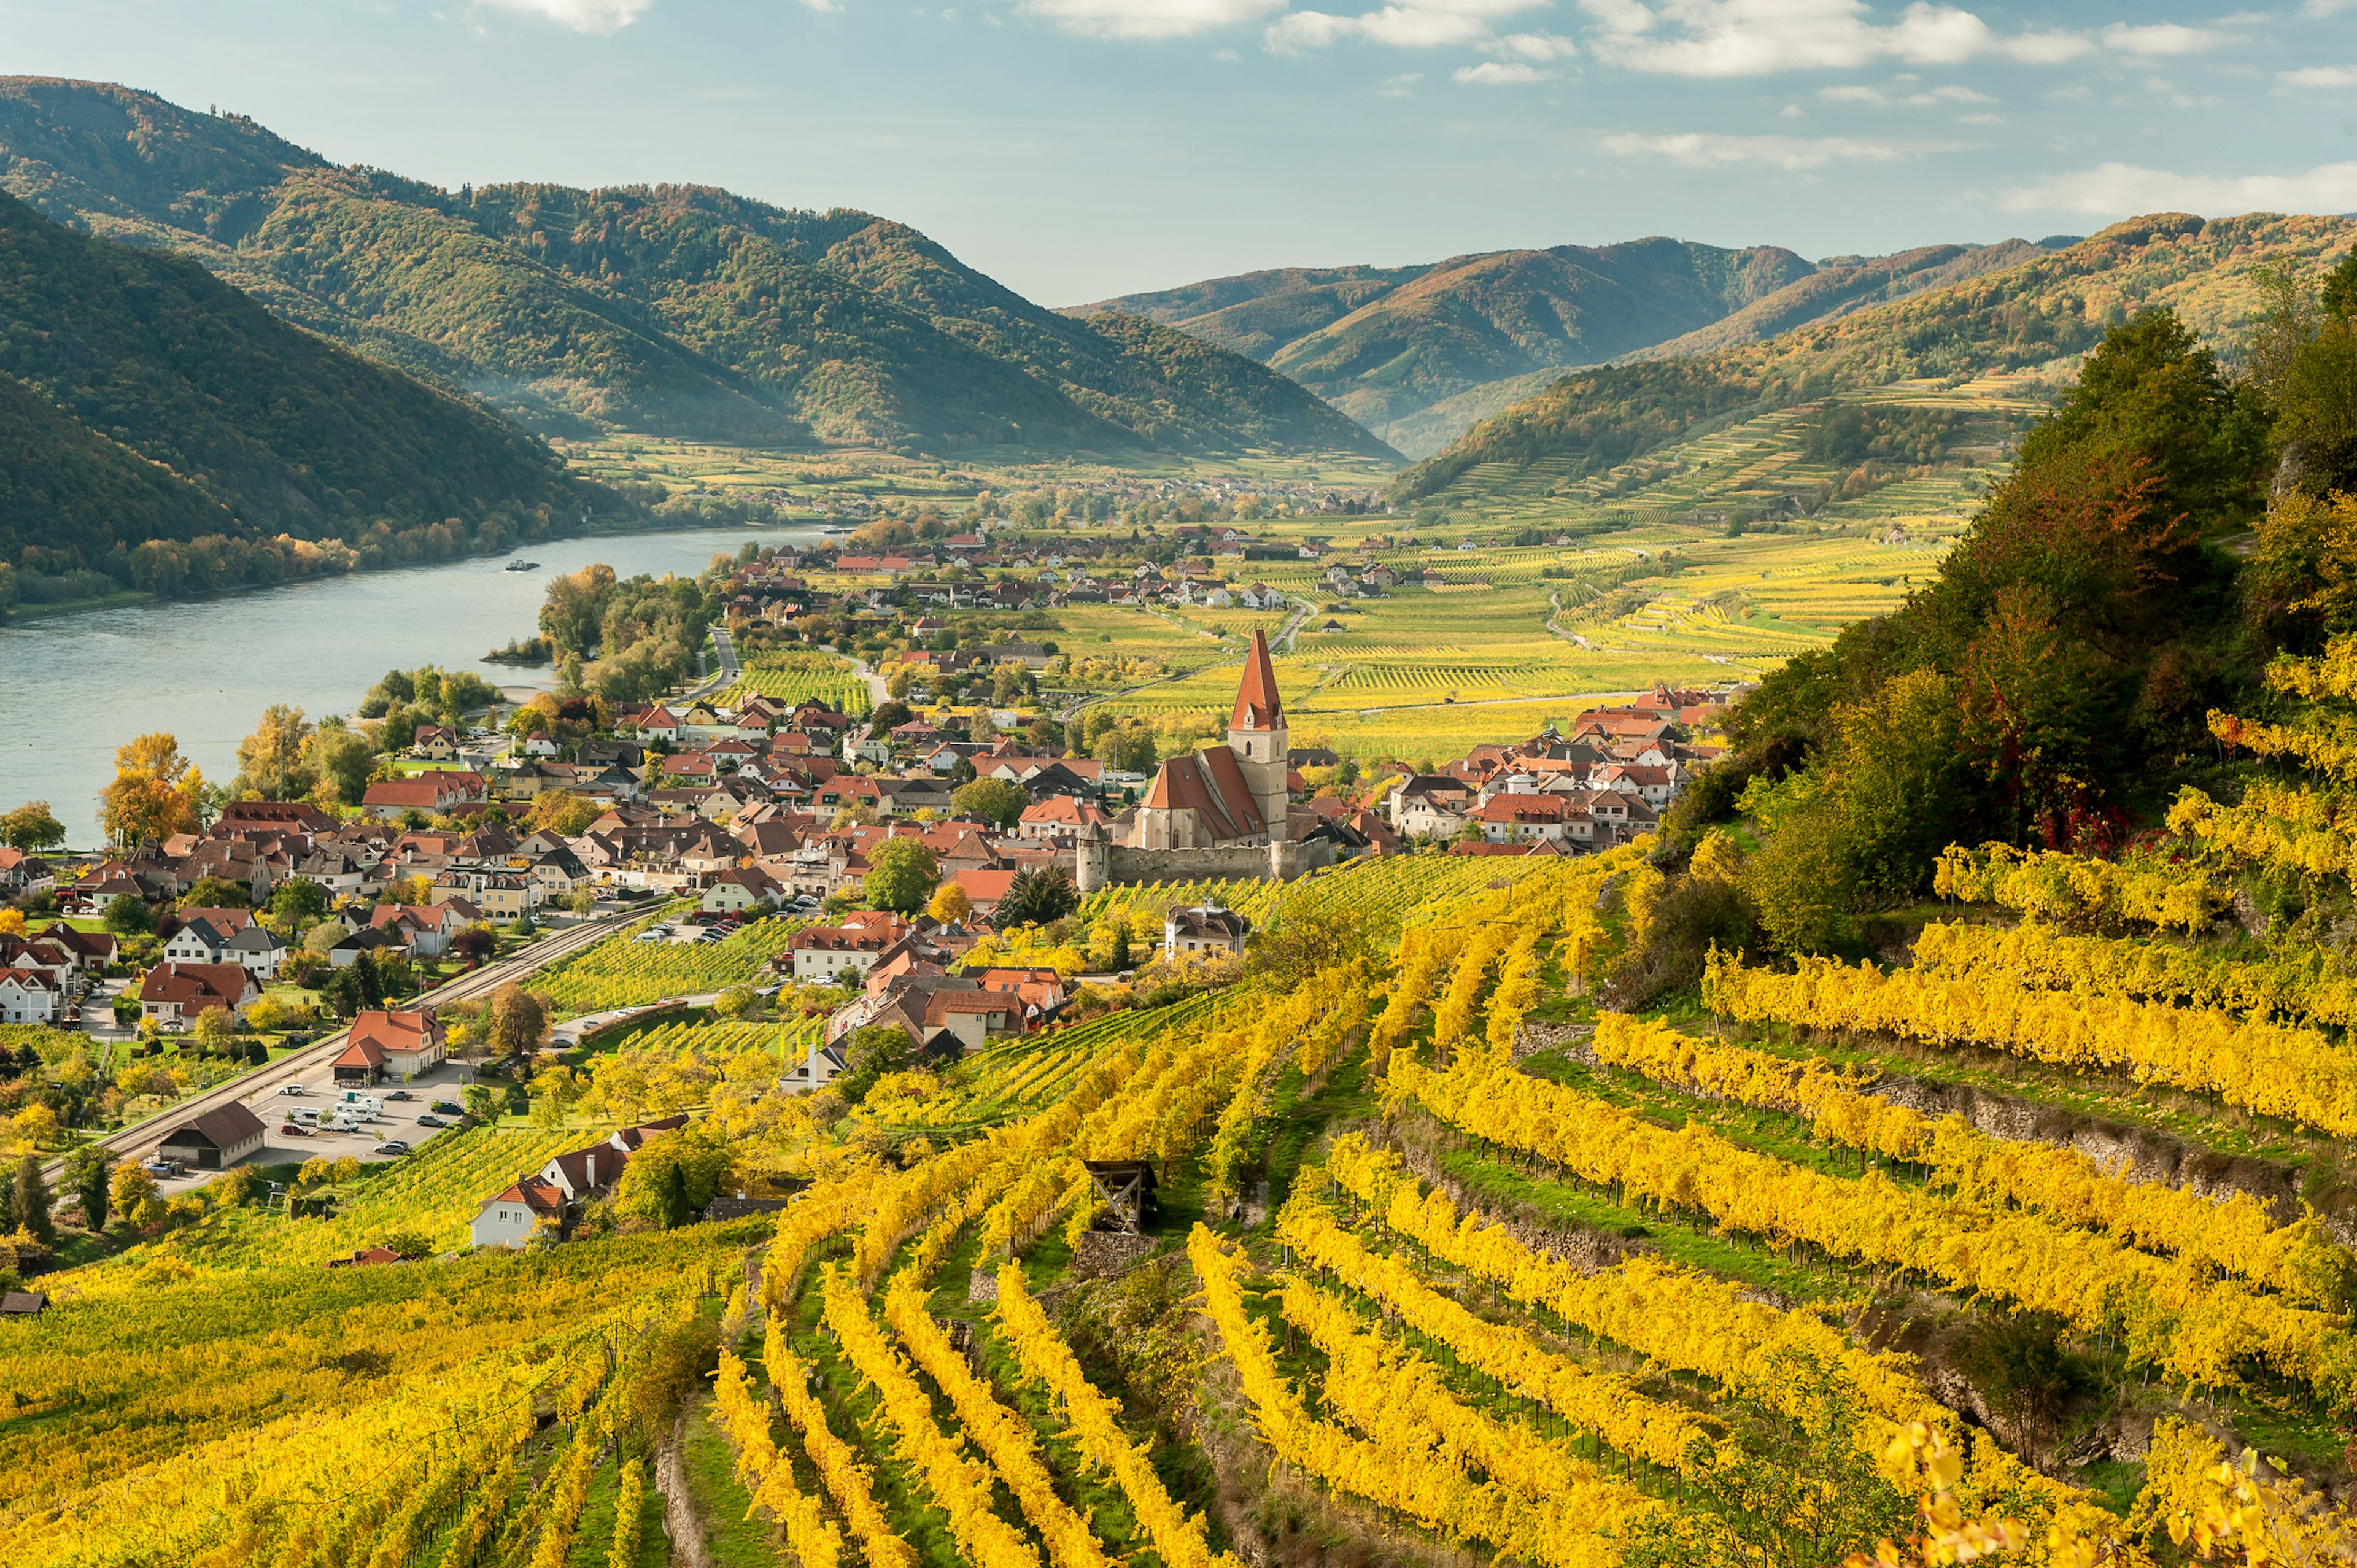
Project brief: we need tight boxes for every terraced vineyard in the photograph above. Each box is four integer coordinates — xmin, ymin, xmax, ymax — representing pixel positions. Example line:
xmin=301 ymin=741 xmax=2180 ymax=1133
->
xmin=18 ymin=838 xmax=2353 ymax=1567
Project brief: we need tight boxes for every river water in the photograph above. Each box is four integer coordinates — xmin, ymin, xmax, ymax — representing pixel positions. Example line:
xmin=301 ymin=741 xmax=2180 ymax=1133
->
xmin=0 ymin=524 xmax=826 ymax=840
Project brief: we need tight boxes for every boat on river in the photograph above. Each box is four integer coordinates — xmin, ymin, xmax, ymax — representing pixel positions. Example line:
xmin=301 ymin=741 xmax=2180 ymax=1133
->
xmin=503 ymin=559 xmax=540 ymax=572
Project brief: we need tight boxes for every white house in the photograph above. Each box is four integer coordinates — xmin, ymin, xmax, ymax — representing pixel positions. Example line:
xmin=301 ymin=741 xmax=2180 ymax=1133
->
xmin=0 ymin=969 xmax=58 ymax=1024
xmin=470 ymin=1175 xmax=567 ymax=1248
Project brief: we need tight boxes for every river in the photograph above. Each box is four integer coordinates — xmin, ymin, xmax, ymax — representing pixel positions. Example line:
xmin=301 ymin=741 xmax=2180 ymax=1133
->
xmin=0 ymin=524 xmax=826 ymax=839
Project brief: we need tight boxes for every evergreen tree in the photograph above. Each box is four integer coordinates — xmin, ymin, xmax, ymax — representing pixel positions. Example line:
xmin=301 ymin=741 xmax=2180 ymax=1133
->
xmin=66 ymin=1145 xmax=109 ymax=1232
xmin=657 ymin=1161 xmax=690 ymax=1230
xmin=14 ymin=1153 xmax=53 ymax=1246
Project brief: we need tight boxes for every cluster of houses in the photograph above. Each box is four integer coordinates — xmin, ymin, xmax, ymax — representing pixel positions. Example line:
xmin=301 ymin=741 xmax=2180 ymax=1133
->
xmin=1384 ymin=687 xmax=1728 ymax=851
xmin=469 ymin=1114 xmax=691 ymax=1248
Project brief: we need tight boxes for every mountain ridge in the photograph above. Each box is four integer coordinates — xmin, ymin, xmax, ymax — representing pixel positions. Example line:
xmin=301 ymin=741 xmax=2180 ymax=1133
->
xmin=1072 ymin=235 xmax=2062 ymax=455
xmin=0 ymin=77 xmax=1393 ymax=461
xmin=1389 ymin=209 xmax=2357 ymax=503
xmin=0 ymin=184 xmax=597 ymax=603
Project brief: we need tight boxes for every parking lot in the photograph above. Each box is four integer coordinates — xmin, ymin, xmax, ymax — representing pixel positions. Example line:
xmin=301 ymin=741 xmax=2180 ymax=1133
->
xmin=142 ymin=1057 xmax=486 ymax=1194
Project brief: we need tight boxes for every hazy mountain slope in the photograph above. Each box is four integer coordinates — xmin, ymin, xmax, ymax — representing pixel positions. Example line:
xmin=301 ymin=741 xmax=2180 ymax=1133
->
xmin=0 ymin=77 xmax=1389 ymax=458
xmin=1078 ymin=263 xmax=1434 ymax=358
xmin=1072 ymin=239 xmax=1823 ymax=451
xmin=0 ymin=187 xmax=587 ymax=581
xmin=1392 ymin=211 xmax=2357 ymax=503
xmin=1627 ymin=240 xmax=2052 ymax=361
xmin=1068 ymin=239 xmax=2086 ymax=457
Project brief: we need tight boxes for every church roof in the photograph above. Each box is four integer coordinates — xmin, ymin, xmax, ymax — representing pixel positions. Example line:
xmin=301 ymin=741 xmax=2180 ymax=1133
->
xmin=1142 ymin=746 xmax=1268 ymax=841
xmin=1230 ymin=628 xmax=1283 ymax=732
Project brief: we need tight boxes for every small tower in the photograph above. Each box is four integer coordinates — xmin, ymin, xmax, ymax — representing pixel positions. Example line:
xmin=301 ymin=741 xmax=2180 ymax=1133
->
xmin=1227 ymin=628 xmax=1289 ymax=840
xmin=1075 ymin=818 xmax=1112 ymax=894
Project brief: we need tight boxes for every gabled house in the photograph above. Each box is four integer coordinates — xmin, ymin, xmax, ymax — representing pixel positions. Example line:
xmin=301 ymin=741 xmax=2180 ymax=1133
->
xmin=338 ymin=1009 xmax=449 ymax=1082
xmin=139 ymin=962 xmax=258 ymax=1022
xmin=157 ymin=1102 xmax=267 ymax=1170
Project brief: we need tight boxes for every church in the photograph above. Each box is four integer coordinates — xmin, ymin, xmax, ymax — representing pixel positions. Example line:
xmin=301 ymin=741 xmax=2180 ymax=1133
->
xmin=1131 ymin=628 xmax=1290 ymax=849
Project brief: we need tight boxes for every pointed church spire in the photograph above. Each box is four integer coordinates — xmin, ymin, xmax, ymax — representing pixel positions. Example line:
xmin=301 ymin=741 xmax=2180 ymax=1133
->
xmin=1229 ymin=628 xmax=1283 ymax=732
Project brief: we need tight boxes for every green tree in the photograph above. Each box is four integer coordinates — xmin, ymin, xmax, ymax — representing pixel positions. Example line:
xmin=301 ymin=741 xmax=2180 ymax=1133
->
xmin=949 ymin=777 xmax=1029 ymax=830
xmin=0 ymin=801 xmax=64 ymax=852
xmin=182 ymin=876 xmax=253 ymax=911
xmin=304 ymin=722 xmax=375 ymax=807
xmin=14 ymin=1152 xmax=55 ymax=1245
xmin=233 ymin=704 xmax=319 ymax=800
xmin=65 ymin=1144 xmax=110 ymax=1230
xmin=864 ymin=838 xmax=940 ymax=916
xmin=997 ymin=866 xmax=1078 ymax=929
xmin=104 ymin=894 xmax=153 ymax=936
xmin=271 ymin=876 xmax=331 ymax=926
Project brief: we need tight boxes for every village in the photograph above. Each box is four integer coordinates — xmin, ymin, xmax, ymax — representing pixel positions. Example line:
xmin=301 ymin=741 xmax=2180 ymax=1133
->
xmin=0 ymin=617 xmax=1728 ymax=1280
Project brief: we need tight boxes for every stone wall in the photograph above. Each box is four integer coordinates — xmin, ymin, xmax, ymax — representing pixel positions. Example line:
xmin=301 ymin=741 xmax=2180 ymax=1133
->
xmin=1070 ymin=1230 xmax=1159 ymax=1280
xmin=1088 ymin=838 xmax=1336 ymax=892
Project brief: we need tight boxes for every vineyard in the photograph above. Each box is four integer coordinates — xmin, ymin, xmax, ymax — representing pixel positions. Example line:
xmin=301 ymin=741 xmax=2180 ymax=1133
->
xmin=530 ymin=910 xmax=810 ymax=1015
xmin=726 ymin=649 xmax=873 ymax=714
xmin=14 ymin=834 xmax=2355 ymax=1567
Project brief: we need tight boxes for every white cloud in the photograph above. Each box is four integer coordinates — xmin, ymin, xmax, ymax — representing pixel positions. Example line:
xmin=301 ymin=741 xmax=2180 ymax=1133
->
xmin=1378 ymin=69 xmax=1423 ymax=93
xmin=2100 ymin=22 xmax=2223 ymax=56
xmin=2281 ymin=64 xmax=2357 ymax=87
xmin=1457 ymin=59 xmax=1553 ymax=80
xmin=1023 ymin=0 xmax=1283 ymax=39
xmin=1819 ymin=80 xmax=1991 ymax=106
xmin=1492 ymin=30 xmax=1579 ymax=58
xmin=1577 ymin=0 xmax=2091 ymax=77
xmin=1600 ymin=129 xmax=1941 ymax=169
xmin=2001 ymin=159 xmax=2357 ymax=217
xmin=1269 ymin=0 xmax=1551 ymax=51
xmin=480 ymin=0 xmax=651 ymax=29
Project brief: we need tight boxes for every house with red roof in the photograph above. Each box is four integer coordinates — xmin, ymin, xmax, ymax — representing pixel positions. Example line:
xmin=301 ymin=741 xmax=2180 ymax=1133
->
xmin=362 ymin=772 xmax=486 ymax=820
xmin=139 ymin=962 xmax=259 ymax=1024
xmin=334 ymin=1009 xmax=448 ymax=1084
xmin=470 ymin=1175 xmax=567 ymax=1249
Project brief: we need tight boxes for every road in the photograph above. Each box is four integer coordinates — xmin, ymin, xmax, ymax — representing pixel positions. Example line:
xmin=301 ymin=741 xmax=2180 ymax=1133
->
xmin=684 ymin=625 xmax=742 ymax=699
xmin=37 ymin=908 xmax=634 ymax=1189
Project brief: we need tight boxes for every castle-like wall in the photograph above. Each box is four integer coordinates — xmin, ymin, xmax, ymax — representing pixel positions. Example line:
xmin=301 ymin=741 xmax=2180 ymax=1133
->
xmin=1080 ymin=838 xmax=1336 ymax=892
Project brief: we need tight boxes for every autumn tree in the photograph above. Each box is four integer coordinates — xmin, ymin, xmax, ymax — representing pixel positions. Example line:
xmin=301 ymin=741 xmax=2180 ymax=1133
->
xmin=100 ymin=733 xmax=209 ymax=846
xmin=486 ymin=984 xmax=551 ymax=1059
xmin=926 ymin=881 xmax=974 ymax=924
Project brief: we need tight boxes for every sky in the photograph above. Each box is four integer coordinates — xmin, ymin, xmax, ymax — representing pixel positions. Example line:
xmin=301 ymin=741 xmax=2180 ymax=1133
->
xmin=2 ymin=0 xmax=2355 ymax=304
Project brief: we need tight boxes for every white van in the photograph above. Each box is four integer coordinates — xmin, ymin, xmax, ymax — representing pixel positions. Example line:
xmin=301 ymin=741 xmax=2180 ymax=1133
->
xmin=336 ymin=1091 xmax=384 ymax=1114
xmin=290 ymin=1106 xmax=324 ymax=1127
xmin=327 ymin=1108 xmax=364 ymax=1132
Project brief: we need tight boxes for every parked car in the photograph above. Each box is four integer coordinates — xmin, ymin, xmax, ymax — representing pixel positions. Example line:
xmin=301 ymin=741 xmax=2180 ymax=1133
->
xmin=277 ymin=1083 xmax=308 ymax=1097
xmin=373 ymin=1141 xmax=411 ymax=1156
xmin=416 ymin=1114 xmax=447 ymax=1129
xmin=279 ymin=1123 xmax=310 ymax=1137
xmin=429 ymin=1100 xmax=465 ymax=1116
xmin=142 ymin=1158 xmax=184 ymax=1178
xmin=384 ymin=1089 xmax=414 ymax=1102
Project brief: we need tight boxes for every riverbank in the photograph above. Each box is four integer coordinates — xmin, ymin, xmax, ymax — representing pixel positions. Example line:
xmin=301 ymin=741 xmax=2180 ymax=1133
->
xmin=0 ymin=512 xmax=797 ymax=628
xmin=0 ymin=523 xmax=824 ymax=821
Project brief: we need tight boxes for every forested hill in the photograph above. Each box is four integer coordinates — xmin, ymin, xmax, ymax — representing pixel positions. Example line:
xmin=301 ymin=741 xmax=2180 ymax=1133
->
xmin=1067 ymin=238 xmax=2054 ymax=455
xmin=0 ymin=187 xmax=593 ymax=604
xmin=0 ymin=77 xmax=1393 ymax=461
xmin=1391 ymin=210 xmax=2357 ymax=503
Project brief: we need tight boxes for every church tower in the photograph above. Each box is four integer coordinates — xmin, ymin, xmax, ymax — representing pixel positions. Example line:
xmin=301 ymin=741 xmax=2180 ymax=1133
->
xmin=1227 ymin=628 xmax=1290 ymax=839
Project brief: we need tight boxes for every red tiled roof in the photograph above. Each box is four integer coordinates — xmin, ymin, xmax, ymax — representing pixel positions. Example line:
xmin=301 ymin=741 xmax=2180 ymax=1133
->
xmin=1142 ymin=746 xmax=1266 ymax=841
xmin=350 ymin=1008 xmax=444 ymax=1059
